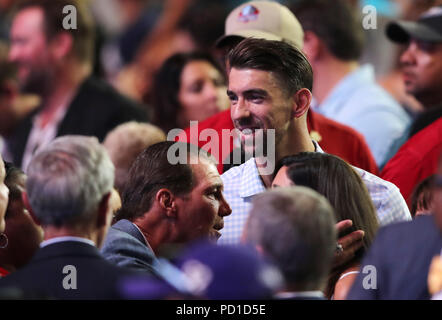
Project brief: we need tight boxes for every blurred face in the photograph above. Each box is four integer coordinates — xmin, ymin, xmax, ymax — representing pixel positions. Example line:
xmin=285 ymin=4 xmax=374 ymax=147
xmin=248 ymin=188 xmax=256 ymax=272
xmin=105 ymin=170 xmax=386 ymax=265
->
xmin=178 ymin=60 xmax=228 ymax=127
xmin=227 ymin=68 xmax=294 ymax=156
xmin=175 ymin=158 xmax=231 ymax=242
xmin=271 ymin=166 xmax=294 ymax=188
xmin=400 ymin=39 xmax=442 ymax=105
xmin=9 ymin=7 xmax=55 ymax=94
xmin=0 ymin=160 xmax=9 ymax=232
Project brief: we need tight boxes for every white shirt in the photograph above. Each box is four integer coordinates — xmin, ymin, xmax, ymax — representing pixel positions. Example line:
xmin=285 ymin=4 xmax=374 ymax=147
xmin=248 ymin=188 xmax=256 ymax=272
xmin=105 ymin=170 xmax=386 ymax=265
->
xmin=21 ymin=101 xmax=70 ymax=172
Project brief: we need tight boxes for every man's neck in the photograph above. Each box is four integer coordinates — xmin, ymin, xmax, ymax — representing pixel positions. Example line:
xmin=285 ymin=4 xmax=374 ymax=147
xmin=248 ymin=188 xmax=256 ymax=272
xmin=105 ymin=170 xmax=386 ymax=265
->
xmin=256 ymin=121 xmax=315 ymax=188
xmin=132 ymin=213 xmax=169 ymax=255
xmin=312 ymin=58 xmax=359 ymax=105
xmin=39 ymin=63 xmax=90 ymax=128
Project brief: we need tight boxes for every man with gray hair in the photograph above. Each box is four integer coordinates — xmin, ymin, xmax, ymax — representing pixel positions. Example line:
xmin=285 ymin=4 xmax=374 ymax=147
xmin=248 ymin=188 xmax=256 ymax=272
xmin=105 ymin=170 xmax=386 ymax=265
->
xmin=0 ymin=135 xmax=135 ymax=299
xmin=244 ymin=186 xmax=336 ymax=299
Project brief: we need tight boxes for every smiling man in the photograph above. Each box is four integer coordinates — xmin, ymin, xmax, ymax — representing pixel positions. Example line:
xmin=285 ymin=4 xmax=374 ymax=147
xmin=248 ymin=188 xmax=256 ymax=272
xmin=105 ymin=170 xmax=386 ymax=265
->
xmin=219 ymin=38 xmax=411 ymax=245
xmin=101 ymin=141 xmax=231 ymax=274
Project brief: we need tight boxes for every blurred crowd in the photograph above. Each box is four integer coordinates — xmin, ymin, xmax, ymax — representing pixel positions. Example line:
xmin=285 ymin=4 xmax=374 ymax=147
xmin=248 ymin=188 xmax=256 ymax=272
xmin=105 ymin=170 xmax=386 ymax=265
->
xmin=0 ymin=0 xmax=441 ymax=300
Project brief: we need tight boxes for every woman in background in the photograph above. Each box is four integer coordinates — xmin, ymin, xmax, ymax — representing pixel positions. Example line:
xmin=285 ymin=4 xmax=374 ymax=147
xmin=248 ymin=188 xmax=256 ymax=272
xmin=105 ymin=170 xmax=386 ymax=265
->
xmin=272 ymin=152 xmax=379 ymax=299
xmin=151 ymin=51 xmax=229 ymax=133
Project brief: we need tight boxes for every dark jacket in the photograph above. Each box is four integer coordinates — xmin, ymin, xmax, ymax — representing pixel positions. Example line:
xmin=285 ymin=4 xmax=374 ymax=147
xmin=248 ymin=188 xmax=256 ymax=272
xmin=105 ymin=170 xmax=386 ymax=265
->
xmin=6 ymin=76 xmax=148 ymax=168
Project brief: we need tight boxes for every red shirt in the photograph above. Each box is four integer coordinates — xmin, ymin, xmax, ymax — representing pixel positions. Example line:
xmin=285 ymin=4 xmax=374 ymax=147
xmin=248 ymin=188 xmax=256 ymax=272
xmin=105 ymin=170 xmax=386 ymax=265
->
xmin=179 ymin=109 xmax=379 ymax=175
xmin=381 ymin=117 xmax=442 ymax=207
xmin=0 ymin=266 xmax=9 ymax=278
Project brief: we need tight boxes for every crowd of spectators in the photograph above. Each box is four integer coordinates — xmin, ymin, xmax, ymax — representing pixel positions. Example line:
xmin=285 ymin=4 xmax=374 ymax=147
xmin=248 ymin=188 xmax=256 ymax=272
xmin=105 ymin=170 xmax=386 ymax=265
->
xmin=0 ymin=0 xmax=441 ymax=300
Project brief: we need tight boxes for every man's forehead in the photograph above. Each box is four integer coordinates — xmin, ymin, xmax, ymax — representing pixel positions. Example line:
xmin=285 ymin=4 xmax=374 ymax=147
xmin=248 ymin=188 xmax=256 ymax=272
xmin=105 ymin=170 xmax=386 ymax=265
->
xmin=191 ymin=160 xmax=222 ymax=187
xmin=228 ymin=68 xmax=278 ymax=90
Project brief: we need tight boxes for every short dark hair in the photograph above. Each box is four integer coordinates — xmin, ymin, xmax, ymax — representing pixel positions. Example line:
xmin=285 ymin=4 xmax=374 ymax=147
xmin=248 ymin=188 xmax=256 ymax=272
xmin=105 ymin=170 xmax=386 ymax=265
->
xmin=291 ymin=0 xmax=364 ymax=61
xmin=151 ymin=51 xmax=225 ymax=132
xmin=118 ymin=141 xmax=213 ymax=221
xmin=15 ymin=0 xmax=95 ymax=63
xmin=410 ymin=174 xmax=435 ymax=217
xmin=227 ymin=38 xmax=313 ymax=95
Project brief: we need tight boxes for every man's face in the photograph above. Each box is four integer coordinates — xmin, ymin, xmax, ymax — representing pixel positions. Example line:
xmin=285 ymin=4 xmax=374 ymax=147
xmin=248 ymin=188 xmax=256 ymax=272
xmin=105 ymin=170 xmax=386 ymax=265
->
xmin=227 ymin=68 xmax=293 ymax=156
xmin=175 ymin=158 xmax=232 ymax=242
xmin=8 ymin=7 xmax=55 ymax=94
xmin=400 ymin=38 xmax=442 ymax=105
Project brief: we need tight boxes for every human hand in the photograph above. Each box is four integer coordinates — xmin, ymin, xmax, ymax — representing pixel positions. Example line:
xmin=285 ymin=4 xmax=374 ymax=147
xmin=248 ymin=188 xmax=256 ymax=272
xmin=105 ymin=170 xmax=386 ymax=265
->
xmin=332 ymin=220 xmax=364 ymax=269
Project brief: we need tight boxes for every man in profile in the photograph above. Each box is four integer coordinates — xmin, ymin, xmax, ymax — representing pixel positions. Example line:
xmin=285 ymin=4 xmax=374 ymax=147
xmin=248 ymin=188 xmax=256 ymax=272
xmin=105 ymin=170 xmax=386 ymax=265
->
xmin=101 ymin=141 xmax=232 ymax=274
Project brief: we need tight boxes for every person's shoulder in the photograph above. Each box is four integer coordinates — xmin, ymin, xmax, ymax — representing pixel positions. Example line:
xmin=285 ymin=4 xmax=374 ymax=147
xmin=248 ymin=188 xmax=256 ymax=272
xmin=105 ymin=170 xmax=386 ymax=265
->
xmin=378 ymin=215 xmax=435 ymax=242
xmin=383 ymin=118 xmax=442 ymax=171
xmin=78 ymin=77 xmax=147 ymax=116
xmin=333 ymin=268 xmax=359 ymax=300
xmin=350 ymin=73 xmax=409 ymax=118
xmin=353 ymin=166 xmax=398 ymax=193
xmin=102 ymin=221 xmax=144 ymax=249
xmin=221 ymin=159 xmax=250 ymax=182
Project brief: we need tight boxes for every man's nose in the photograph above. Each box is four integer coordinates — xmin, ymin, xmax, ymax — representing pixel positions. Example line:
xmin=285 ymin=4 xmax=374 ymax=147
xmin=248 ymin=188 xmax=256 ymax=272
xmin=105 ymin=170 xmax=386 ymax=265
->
xmin=400 ymin=42 xmax=416 ymax=66
xmin=231 ymin=97 xmax=250 ymax=120
xmin=218 ymin=193 xmax=232 ymax=217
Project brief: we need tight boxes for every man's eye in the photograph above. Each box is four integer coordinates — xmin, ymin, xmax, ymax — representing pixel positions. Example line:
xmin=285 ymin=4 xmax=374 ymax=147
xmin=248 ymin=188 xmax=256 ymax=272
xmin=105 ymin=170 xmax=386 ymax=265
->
xmin=416 ymin=40 xmax=437 ymax=52
xmin=189 ymin=82 xmax=203 ymax=93
xmin=250 ymin=96 xmax=264 ymax=103
xmin=228 ymin=95 xmax=237 ymax=102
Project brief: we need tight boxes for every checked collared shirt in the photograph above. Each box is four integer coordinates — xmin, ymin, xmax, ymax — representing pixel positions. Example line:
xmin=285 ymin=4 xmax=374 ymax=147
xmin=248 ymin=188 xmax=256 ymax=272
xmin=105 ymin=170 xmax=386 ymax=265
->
xmin=219 ymin=142 xmax=411 ymax=245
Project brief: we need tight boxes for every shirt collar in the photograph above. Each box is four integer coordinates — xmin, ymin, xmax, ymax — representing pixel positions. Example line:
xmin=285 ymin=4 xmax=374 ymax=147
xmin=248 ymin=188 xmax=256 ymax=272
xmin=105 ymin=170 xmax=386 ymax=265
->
xmin=40 ymin=236 xmax=96 ymax=248
xmin=239 ymin=158 xmax=267 ymax=198
xmin=238 ymin=140 xmax=323 ymax=198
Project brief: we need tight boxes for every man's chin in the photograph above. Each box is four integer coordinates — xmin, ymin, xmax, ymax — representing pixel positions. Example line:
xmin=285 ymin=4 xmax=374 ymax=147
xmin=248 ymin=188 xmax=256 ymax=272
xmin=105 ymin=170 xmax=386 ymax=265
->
xmin=208 ymin=229 xmax=222 ymax=243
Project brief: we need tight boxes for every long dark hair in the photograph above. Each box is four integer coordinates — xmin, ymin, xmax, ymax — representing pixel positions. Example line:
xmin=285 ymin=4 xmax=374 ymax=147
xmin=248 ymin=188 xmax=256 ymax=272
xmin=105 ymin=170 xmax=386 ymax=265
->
xmin=151 ymin=51 xmax=225 ymax=133
xmin=276 ymin=152 xmax=379 ymax=297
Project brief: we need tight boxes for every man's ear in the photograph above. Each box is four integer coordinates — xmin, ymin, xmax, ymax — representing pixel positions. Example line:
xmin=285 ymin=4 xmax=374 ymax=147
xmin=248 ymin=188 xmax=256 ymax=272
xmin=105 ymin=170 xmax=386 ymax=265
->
xmin=292 ymin=88 xmax=312 ymax=118
xmin=22 ymin=191 xmax=41 ymax=226
xmin=50 ymin=32 xmax=73 ymax=60
xmin=155 ymin=188 xmax=178 ymax=218
xmin=96 ymin=192 xmax=112 ymax=228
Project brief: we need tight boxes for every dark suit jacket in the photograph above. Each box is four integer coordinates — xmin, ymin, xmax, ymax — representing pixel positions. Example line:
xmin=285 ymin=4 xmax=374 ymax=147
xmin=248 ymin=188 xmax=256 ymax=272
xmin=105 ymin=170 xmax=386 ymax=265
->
xmin=0 ymin=241 xmax=135 ymax=299
xmin=347 ymin=215 xmax=442 ymax=300
xmin=100 ymin=219 xmax=158 ymax=275
xmin=6 ymin=77 xmax=148 ymax=168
